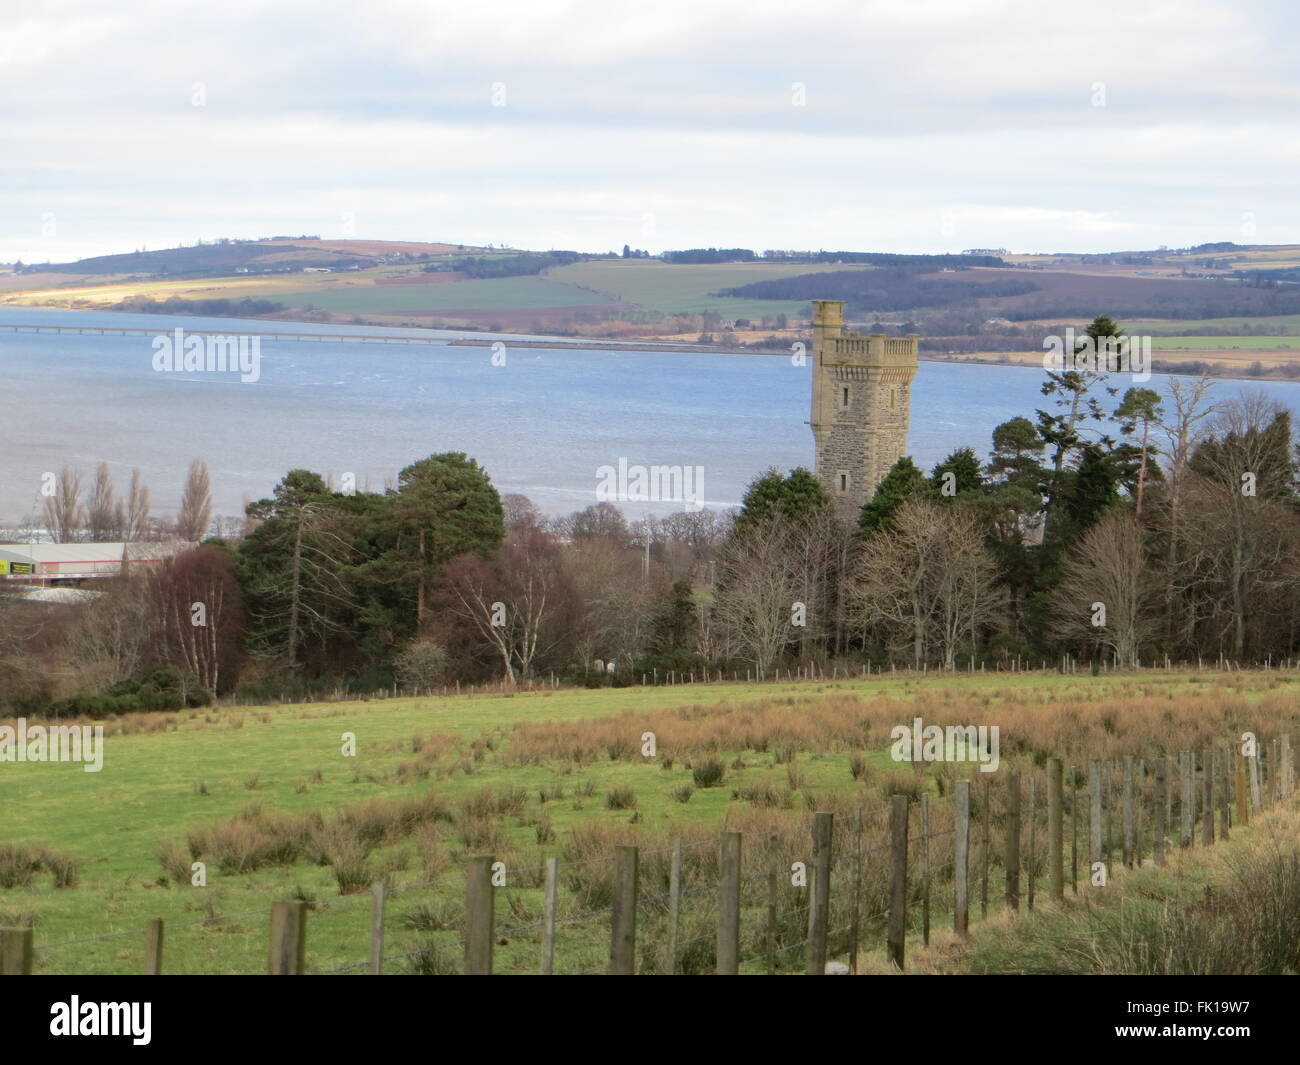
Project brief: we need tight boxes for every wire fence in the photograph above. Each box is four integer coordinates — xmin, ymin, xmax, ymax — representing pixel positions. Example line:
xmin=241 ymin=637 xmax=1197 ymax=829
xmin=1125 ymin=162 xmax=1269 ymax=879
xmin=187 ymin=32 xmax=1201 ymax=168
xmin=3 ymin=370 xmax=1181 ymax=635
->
xmin=221 ymin=654 xmax=1300 ymax=709
xmin=4 ymin=734 xmax=1292 ymax=975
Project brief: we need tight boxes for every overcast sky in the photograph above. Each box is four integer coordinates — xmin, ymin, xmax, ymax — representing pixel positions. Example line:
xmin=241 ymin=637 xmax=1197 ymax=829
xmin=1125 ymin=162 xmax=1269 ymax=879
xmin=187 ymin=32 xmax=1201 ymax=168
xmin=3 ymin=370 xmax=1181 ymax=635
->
xmin=4 ymin=0 xmax=1299 ymax=263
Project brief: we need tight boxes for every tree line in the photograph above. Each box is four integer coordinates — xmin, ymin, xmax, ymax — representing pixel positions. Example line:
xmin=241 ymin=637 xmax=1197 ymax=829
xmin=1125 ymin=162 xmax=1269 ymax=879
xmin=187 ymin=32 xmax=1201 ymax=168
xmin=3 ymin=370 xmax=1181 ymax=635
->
xmin=29 ymin=459 xmax=219 ymax=544
xmin=3 ymin=316 xmax=1298 ymax=713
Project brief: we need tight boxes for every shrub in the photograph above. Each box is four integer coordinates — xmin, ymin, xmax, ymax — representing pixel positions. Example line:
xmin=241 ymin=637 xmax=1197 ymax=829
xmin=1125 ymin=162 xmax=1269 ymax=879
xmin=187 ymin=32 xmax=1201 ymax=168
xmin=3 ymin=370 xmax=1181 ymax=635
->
xmin=693 ymin=759 xmax=726 ymax=788
xmin=403 ymin=900 xmax=459 ymax=932
xmin=186 ymin=809 xmax=313 ymax=874
xmin=605 ymin=785 xmax=637 ymax=810
xmin=734 ymin=783 xmax=780 ymax=807
xmin=394 ymin=641 xmax=450 ymax=690
xmin=308 ymin=823 xmax=372 ymax=895
xmin=415 ymin=825 xmax=450 ymax=879
xmin=0 ymin=845 xmax=42 ymax=889
xmin=536 ymin=811 xmax=555 ymax=844
xmin=0 ymin=845 xmax=78 ymax=889
xmin=879 ymin=771 xmax=924 ymax=803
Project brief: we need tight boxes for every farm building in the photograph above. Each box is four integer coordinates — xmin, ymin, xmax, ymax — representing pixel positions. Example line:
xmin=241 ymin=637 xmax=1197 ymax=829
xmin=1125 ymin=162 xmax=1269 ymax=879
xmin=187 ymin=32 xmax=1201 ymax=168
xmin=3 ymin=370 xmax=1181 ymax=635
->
xmin=0 ymin=541 xmax=193 ymax=586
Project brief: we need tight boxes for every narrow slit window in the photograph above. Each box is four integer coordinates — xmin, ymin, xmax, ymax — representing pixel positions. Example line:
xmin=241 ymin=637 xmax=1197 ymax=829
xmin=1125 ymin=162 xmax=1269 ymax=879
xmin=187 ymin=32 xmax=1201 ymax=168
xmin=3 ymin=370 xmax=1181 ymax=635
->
xmin=839 ymin=473 xmax=847 ymax=492
xmin=842 ymin=387 xmax=849 ymax=407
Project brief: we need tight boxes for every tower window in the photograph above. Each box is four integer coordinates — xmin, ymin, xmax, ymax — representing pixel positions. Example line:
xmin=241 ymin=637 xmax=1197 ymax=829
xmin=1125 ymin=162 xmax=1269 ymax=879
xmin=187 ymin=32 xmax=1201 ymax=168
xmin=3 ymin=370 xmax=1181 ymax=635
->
xmin=839 ymin=473 xmax=848 ymax=492
xmin=841 ymin=387 xmax=849 ymax=407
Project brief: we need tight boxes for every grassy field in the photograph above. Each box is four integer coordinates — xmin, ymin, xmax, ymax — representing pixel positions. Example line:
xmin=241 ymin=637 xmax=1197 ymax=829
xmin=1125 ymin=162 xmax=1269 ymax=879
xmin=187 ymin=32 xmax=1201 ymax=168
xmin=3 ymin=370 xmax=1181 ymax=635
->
xmin=3 ymin=669 xmax=1299 ymax=974
xmin=1148 ymin=335 xmax=1300 ymax=350
xmin=1122 ymin=314 xmax=1300 ymax=335
xmin=273 ymin=275 xmax=613 ymax=314
xmin=0 ymin=270 xmax=608 ymax=317
xmin=548 ymin=260 xmax=864 ymax=319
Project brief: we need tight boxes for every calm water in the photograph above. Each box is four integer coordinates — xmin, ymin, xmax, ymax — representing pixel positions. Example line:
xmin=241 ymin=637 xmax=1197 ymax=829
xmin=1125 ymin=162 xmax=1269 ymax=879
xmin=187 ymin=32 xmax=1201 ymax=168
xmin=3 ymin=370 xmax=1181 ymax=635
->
xmin=2 ymin=307 xmax=1298 ymax=523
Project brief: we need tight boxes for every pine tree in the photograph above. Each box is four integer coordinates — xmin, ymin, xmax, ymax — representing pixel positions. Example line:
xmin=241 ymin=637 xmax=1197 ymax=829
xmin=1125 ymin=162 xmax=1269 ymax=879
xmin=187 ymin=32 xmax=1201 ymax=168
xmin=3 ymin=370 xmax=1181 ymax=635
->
xmin=858 ymin=457 xmax=927 ymax=534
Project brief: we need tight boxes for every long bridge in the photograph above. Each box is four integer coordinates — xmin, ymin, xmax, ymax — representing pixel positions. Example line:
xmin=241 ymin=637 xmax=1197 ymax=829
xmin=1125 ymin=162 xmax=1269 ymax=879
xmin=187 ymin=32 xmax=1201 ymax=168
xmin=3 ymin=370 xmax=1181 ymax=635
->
xmin=0 ymin=322 xmax=735 ymax=353
xmin=0 ymin=322 xmax=453 ymax=345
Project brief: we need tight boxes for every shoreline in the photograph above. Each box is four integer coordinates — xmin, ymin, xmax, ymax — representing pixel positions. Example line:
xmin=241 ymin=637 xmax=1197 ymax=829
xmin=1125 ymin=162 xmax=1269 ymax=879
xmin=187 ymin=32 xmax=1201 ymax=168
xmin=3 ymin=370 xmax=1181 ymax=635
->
xmin=5 ymin=304 xmax=1298 ymax=384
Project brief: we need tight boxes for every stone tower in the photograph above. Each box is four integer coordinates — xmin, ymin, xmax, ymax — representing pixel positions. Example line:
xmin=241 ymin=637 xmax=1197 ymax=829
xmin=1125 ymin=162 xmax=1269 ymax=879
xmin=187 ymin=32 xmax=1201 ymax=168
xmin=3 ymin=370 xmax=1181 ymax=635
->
xmin=809 ymin=300 xmax=919 ymax=521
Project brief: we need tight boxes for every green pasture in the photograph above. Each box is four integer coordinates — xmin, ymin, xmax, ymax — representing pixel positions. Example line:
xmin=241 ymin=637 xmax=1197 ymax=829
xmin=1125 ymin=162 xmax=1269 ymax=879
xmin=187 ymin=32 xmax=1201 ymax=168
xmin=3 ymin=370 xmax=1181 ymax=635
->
xmin=1122 ymin=314 xmax=1300 ymax=336
xmin=274 ymin=275 xmax=614 ymax=315
xmin=1 ymin=670 xmax=1292 ymax=974
xmin=1148 ymin=335 xmax=1300 ymax=350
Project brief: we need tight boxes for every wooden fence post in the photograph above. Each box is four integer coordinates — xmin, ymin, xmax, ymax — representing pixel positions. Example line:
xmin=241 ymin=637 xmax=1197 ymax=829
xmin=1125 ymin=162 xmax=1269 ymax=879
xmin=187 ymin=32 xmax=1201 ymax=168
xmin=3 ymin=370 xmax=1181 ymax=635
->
xmin=954 ymin=781 xmax=971 ymax=936
xmin=921 ymin=794 xmax=932 ymax=945
xmin=1027 ymin=776 xmax=1037 ymax=912
xmin=1280 ymin=734 xmax=1291 ymax=798
xmin=668 ymin=839 xmax=682 ymax=975
xmin=717 ymin=832 xmax=741 ymax=975
xmin=541 ymin=857 xmax=558 ymax=975
xmin=1153 ymin=760 xmax=1167 ymax=866
xmin=980 ymin=780 xmax=991 ymax=919
xmin=465 ymin=855 xmax=495 ymax=975
xmin=1135 ymin=759 xmax=1146 ymax=866
xmin=1202 ymin=751 xmax=1214 ymax=846
xmin=1005 ymin=771 xmax=1020 ymax=912
xmin=1283 ymin=734 xmax=1294 ymax=798
xmin=267 ymin=900 xmax=307 ymax=975
xmin=1165 ymin=755 xmax=1175 ymax=832
xmin=1105 ymin=760 xmax=1116 ymax=871
xmin=610 ymin=845 xmax=638 ymax=975
xmin=849 ymin=809 xmax=863 ymax=973
xmin=368 ymin=882 xmax=386 ymax=975
xmin=144 ymin=918 xmax=164 ymax=976
xmin=0 ymin=927 xmax=33 ymax=975
xmin=1048 ymin=758 xmax=1064 ymax=901
xmin=1219 ymin=746 xmax=1231 ymax=840
xmin=888 ymin=795 xmax=909 ymax=969
xmin=765 ymin=830 xmax=778 ymax=975
xmin=1070 ymin=764 xmax=1079 ymax=894
xmin=1236 ymin=749 xmax=1249 ymax=827
xmin=1248 ymin=743 xmax=1258 ymax=816
xmin=1122 ymin=756 xmax=1135 ymax=867
xmin=1089 ymin=760 xmax=1103 ymax=867
xmin=806 ymin=811 xmax=833 ymax=974
xmin=1178 ymin=751 xmax=1193 ymax=848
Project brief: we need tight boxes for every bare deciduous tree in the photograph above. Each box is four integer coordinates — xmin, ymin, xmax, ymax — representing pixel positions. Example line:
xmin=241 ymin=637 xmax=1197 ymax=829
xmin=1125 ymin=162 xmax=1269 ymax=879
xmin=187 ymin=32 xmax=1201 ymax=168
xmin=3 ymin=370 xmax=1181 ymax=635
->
xmin=43 ymin=466 xmax=84 ymax=543
xmin=125 ymin=469 xmax=151 ymax=542
xmin=442 ymin=528 xmax=563 ymax=683
xmin=86 ymin=462 xmax=125 ymax=542
xmin=852 ymin=499 xmax=1002 ymax=669
xmin=1178 ymin=393 xmax=1298 ymax=659
xmin=711 ymin=515 xmax=805 ymax=674
xmin=177 ymin=459 xmax=213 ymax=542
xmin=156 ymin=545 xmax=242 ymax=694
xmin=1050 ymin=512 xmax=1158 ymax=667
xmin=68 ymin=573 xmax=157 ymax=684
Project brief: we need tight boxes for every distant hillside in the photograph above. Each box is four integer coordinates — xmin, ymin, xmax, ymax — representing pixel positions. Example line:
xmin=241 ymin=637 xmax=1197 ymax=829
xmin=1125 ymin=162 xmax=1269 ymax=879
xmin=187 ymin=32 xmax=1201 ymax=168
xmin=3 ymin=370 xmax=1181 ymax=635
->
xmin=716 ymin=268 xmax=1037 ymax=312
xmin=33 ymin=238 xmax=478 ymax=278
xmin=9 ymin=240 xmax=1300 ymax=371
